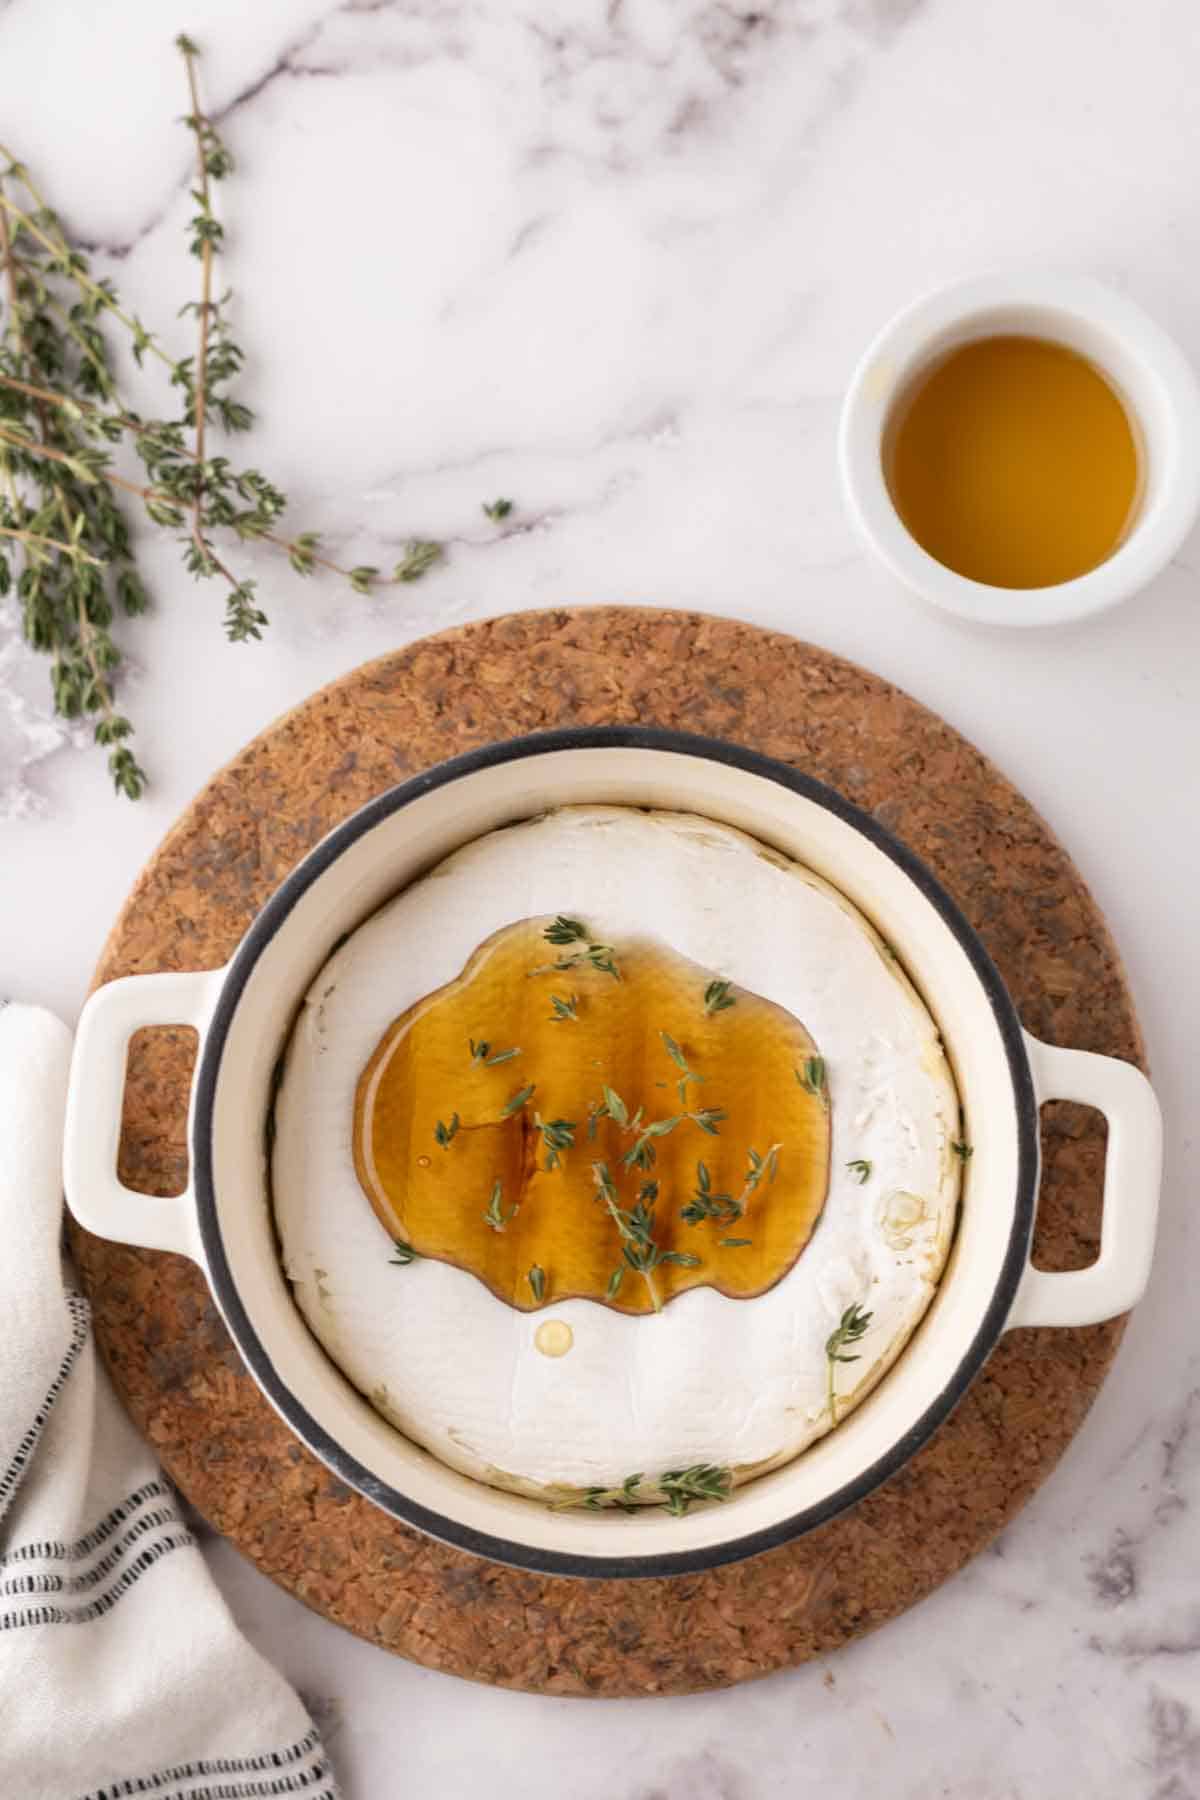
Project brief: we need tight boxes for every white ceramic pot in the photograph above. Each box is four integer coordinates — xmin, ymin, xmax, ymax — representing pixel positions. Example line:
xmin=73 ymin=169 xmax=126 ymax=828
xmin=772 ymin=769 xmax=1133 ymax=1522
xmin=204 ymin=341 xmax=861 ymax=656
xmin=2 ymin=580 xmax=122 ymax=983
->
xmin=838 ymin=271 xmax=1200 ymax=627
xmin=63 ymin=730 xmax=1161 ymax=1577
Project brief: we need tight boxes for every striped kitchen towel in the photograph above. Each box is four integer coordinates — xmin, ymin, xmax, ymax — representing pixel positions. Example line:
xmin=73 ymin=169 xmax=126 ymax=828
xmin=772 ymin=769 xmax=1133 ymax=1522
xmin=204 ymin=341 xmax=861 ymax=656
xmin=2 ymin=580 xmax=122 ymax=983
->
xmin=0 ymin=1001 xmax=339 ymax=1800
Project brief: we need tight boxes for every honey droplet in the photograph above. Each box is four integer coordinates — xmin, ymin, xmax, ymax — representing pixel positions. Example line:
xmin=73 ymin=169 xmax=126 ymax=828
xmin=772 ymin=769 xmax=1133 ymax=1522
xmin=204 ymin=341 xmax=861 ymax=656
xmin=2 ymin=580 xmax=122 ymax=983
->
xmin=534 ymin=1319 xmax=574 ymax=1358
xmin=354 ymin=920 xmax=831 ymax=1315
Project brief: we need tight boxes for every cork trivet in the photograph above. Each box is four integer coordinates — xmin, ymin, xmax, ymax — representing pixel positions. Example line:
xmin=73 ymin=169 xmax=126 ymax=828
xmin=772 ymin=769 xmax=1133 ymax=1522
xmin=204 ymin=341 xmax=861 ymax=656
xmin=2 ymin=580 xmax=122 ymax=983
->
xmin=70 ymin=608 xmax=1142 ymax=1696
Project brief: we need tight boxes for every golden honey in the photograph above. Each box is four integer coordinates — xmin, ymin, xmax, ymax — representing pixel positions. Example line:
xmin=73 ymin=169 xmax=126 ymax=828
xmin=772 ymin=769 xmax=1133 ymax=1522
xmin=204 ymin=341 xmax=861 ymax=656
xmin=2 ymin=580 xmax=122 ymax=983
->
xmin=354 ymin=919 xmax=831 ymax=1314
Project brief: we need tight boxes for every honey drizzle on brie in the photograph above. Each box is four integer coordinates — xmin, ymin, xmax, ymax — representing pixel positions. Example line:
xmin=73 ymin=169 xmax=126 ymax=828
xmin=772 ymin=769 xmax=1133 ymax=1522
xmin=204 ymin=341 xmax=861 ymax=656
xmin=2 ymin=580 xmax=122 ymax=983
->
xmin=353 ymin=919 xmax=831 ymax=1315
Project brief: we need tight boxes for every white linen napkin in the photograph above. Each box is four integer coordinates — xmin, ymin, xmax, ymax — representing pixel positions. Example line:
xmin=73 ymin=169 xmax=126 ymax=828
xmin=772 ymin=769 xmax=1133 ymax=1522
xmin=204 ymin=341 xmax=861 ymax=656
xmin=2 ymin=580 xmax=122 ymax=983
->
xmin=0 ymin=1000 xmax=339 ymax=1800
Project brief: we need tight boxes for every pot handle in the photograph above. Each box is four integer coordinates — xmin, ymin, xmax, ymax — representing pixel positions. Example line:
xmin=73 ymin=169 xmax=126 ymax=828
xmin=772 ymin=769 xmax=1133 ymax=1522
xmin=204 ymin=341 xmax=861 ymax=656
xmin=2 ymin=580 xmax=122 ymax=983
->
xmin=63 ymin=968 xmax=224 ymax=1264
xmin=1006 ymin=1033 xmax=1162 ymax=1330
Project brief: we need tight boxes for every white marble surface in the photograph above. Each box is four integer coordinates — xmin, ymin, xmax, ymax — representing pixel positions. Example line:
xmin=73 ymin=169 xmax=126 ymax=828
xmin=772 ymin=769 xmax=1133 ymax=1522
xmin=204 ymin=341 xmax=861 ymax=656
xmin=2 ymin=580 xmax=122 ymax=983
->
xmin=3 ymin=0 xmax=1200 ymax=1794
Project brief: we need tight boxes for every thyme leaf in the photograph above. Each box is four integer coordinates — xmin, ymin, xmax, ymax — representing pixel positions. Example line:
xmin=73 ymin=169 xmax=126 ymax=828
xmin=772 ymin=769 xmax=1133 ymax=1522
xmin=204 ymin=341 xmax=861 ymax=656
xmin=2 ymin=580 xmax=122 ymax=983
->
xmin=434 ymin=1112 xmax=460 ymax=1149
xmin=543 ymin=915 xmax=588 ymax=945
xmin=501 ymin=1082 xmax=536 ymax=1118
xmin=660 ymin=1029 xmax=704 ymax=1104
xmin=703 ymin=979 xmax=736 ymax=1015
xmin=482 ymin=1179 xmax=516 ymax=1232
xmin=468 ymin=1038 xmax=521 ymax=1066
xmin=795 ymin=1056 xmax=828 ymax=1102
xmin=658 ymin=1464 xmax=732 ymax=1516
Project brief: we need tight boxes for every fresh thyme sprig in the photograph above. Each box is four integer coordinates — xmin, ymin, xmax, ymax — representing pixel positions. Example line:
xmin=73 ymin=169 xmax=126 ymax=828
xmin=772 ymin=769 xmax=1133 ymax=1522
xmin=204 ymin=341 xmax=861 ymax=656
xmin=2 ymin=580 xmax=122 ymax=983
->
xmin=527 ymin=1263 xmax=545 ymax=1303
xmin=553 ymin=1464 xmax=732 ymax=1515
xmin=543 ymin=915 xmax=588 ymax=945
xmin=534 ymin=1114 xmax=576 ymax=1172
xmin=659 ymin=1464 xmax=732 ymax=1515
xmin=681 ymin=1143 xmax=779 ymax=1227
xmin=532 ymin=916 xmax=620 ymax=980
xmin=482 ymin=497 xmax=513 ymax=521
xmin=680 ymin=1159 xmax=738 ymax=1226
xmin=622 ymin=1112 xmax=685 ymax=1172
xmin=468 ymin=1038 xmax=520 ymax=1066
xmin=593 ymin=1080 xmax=728 ymax=1171
xmin=703 ymin=979 xmax=736 ymax=1015
xmin=590 ymin=1160 xmax=698 ymax=1311
xmin=548 ymin=993 xmax=578 ymax=1023
xmin=0 ymin=35 xmax=445 ymax=796
xmin=951 ymin=1138 xmax=974 ymax=1161
xmin=389 ymin=1239 xmax=420 ymax=1265
xmin=825 ymin=1301 xmax=873 ymax=1422
xmin=577 ymin=1472 xmax=643 ymax=1513
xmin=846 ymin=1158 xmax=872 ymax=1183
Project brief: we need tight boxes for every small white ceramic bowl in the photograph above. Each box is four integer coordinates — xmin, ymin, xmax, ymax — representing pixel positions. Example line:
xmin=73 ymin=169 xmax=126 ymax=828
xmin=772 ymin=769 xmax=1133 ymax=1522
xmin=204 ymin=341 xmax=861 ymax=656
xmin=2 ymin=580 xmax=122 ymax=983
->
xmin=63 ymin=731 xmax=1161 ymax=1578
xmin=838 ymin=272 xmax=1200 ymax=627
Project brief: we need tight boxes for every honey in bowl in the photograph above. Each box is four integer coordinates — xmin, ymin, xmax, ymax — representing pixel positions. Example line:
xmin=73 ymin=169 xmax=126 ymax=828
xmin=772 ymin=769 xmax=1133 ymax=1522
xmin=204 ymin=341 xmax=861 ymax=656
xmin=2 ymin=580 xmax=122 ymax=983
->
xmin=884 ymin=334 xmax=1141 ymax=589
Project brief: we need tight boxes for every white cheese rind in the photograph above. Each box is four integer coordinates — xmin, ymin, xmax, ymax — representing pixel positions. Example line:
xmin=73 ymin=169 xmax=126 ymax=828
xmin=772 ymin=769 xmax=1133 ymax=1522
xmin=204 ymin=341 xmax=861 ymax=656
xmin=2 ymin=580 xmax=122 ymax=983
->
xmin=273 ymin=807 xmax=960 ymax=1495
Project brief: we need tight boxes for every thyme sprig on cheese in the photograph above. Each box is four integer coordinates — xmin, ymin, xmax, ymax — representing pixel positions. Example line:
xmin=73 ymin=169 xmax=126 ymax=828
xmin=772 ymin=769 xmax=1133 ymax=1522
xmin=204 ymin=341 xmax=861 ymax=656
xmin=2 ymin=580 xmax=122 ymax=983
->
xmin=552 ymin=1463 xmax=732 ymax=1515
xmin=535 ymin=1114 xmax=576 ymax=1172
xmin=703 ymin=979 xmax=736 ymax=1015
xmin=591 ymin=1161 xmax=699 ymax=1312
xmin=825 ymin=1301 xmax=873 ymax=1422
xmin=681 ymin=1143 xmax=781 ymax=1227
xmin=530 ymin=915 xmax=621 ymax=981
xmin=659 ymin=1463 xmax=733 ymax=1514
xmin=591 ymin=1080 xmax=727 ymax=1173
xmin=681 ymin=1159 xmax=738 ymax=1225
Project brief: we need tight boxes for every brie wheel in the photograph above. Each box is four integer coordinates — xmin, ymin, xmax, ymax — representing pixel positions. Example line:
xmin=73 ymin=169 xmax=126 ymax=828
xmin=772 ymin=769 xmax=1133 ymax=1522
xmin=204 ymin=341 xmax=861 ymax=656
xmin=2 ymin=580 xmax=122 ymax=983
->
xmin=273 ymin=807 xmax=962 ymax=1498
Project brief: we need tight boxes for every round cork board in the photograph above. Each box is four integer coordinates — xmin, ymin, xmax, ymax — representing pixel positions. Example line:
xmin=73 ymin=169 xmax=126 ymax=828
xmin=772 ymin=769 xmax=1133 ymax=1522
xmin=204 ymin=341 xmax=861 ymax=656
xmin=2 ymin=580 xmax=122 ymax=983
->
xmin=70 ymin=608 xmax=1143 ymax=1696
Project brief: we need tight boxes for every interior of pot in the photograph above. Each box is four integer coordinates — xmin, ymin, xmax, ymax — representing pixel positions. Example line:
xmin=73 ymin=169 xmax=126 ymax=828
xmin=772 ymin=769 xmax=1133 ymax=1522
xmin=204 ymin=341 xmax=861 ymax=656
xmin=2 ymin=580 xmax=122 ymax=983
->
xmin=196 ymin=738 xmax=1032 ymax=1572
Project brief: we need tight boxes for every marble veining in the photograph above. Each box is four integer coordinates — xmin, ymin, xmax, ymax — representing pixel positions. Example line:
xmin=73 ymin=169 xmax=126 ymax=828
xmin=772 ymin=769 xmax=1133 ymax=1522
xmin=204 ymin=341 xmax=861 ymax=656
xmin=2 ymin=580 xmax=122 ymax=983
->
xmin=4 ymin=0 xmax=1200 ymax=1795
